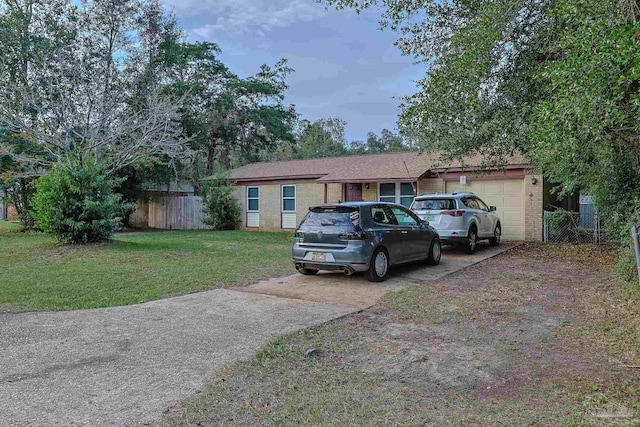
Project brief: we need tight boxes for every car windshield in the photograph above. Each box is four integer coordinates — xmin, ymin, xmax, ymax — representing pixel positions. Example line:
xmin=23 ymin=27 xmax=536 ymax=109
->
xmin=412 ymin=198 xmax=455 ymax=210
xmin=301 ymin=206 xmax=360 ymax=228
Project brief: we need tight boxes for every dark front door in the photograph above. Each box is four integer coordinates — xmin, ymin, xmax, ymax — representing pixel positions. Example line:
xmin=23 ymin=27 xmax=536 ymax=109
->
xmin=345 ymin=183 xmax=363 ymax=202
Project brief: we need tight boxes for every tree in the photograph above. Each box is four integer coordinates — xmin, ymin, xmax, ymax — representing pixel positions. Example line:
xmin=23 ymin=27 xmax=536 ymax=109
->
xmin=296 ymin=118 xmax=350 ymax=159
xmin=0 ymin=0 xmax=186 ymax=178
xmin=0 ymin=0 xmax=78 ymax=228
xmin=529 ymin=0 xmax=640 ymax=244
xmin=32 ymin=160 xmax=126 ymax=243
xmin=324 ymin=0 xmax=552 ymax=168
xmin=126 ymin=6 xmax=297 ymax=174
xmin=206 ymin=59 xmax=297 ymax=171
xmin=365 ymin=129 xmax=411 ymax=153
xmin=200 ymin=170 xmax=241 ymax=230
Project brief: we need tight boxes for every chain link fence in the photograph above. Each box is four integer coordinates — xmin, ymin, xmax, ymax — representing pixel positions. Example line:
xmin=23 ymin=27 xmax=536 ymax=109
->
xmin=543 ymin=210 xmax=608 ymax=244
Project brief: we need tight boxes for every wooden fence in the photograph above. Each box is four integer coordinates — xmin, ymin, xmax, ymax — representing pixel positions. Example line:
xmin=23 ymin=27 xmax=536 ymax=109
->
xmin=130 ymin=195 xmax=209 ymax=230
xmin=0 ymin=189 xmax=5 ymax=220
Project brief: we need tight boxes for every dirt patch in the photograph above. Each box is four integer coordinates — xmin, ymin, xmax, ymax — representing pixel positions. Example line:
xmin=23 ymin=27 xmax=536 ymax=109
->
xmin=232 ymin=273 xmax=389 ymax=310
xmin=163 ymin=243 xmax=640 ymax=426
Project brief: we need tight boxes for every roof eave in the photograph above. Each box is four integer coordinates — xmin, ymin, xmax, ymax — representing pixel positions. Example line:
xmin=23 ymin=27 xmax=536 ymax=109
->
xmin=231 ymin=174 xmax=326 ymax=183
xmin=317 ymin=176 xmax=422 ymax=183
xmin=431 ymin=164 xmax=531 ymax=173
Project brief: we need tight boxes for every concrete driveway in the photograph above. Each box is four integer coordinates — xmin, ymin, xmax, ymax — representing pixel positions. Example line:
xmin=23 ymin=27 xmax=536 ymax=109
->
xmin=235 ymin=242 xmax=516 ymax=310
xmin=0 ymin=242 xmax=516 ymax=427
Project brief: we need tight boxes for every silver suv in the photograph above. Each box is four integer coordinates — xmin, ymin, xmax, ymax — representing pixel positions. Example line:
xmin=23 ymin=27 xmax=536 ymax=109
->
xmin=410 ymin=192 xmax=501 ymax=253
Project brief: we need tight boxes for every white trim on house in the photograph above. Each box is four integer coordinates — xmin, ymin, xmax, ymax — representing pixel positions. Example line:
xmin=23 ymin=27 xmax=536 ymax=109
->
xmin=247 ymin=186 xmax=259 ymax=212
xmin=281 ymin=184 xmax=296 ymax=212
xmin=281 ymin=184 xmax=297 ymax=229
xmin=246 ymin=186 xmax=260 ymax=228
xmin=247 ymin=213 xmax=260 ymax=228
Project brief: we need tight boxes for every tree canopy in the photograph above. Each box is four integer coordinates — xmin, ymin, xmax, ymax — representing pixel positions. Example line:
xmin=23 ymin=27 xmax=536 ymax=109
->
xmin=0 ymin=0 xmax=298 ymax=182
xmin=325 ymin=0 xmax=640 ymax=248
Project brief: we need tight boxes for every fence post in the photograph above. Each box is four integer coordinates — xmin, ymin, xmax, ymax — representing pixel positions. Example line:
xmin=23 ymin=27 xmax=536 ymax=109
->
xmin=631 ymin=225 xmax=640 ymax=283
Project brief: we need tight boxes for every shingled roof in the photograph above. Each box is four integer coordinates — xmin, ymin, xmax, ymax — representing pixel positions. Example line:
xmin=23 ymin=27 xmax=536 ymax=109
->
xmin=226 ymin=152 xmax=527 ymax=183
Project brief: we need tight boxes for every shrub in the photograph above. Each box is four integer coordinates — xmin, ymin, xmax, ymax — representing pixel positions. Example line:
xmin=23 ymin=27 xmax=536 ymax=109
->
xmin=4 ymin=178 xmax=38 ymax=231
xmin=200 ymin=171 xmax=241 ymax=230
xmin=33 ymin=161 xmax=127 ymax=243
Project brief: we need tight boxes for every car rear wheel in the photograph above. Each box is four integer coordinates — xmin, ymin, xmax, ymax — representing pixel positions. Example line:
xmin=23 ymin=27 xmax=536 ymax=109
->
xmin=465 ymin=226 xmax=477 ymax=254
xmin=366 ymin=248 xmax=389 ymax=282
xmin=297 ymin=267 xmax=319 ymax=275
xmin=489 ymin=224 xmax=501 ymax=246
xmin=427 ymin=237 xmax=442 ymax=265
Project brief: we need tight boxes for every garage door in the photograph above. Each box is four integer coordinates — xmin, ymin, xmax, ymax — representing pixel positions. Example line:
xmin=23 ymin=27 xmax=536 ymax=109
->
xmin=445 ymin=179 xmax=525 ymax=240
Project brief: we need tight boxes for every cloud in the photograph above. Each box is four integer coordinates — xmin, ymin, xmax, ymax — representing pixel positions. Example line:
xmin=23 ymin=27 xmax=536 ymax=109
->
xmin=163 ymin=0 xmax=328 ymax=36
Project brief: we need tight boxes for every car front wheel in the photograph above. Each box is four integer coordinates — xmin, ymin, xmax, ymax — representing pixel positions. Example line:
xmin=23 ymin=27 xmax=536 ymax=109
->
xmin=366 ymin=248 xmax=389 ymax=282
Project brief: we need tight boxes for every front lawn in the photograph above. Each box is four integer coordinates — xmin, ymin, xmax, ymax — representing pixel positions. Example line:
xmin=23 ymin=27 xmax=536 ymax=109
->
xmin=0 ymin=225 xmax=295 ymax=312
xmin=162 ymin=244 xmax=640 ymax=426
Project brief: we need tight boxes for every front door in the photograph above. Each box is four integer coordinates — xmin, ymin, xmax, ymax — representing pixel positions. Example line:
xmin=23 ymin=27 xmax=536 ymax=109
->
xmin=345 ymin=183 xmax=363 ymax=202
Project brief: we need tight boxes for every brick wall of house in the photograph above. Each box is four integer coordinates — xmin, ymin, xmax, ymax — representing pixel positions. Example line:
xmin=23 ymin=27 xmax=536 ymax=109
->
xmin=258 ymin=185 xmax=281 ymax=230
xmin=294 ymin=183 xmax=326 ymax=228
xmin=232 ymin=186 xmax=245 ymax=212
xmin=234 ymin=175 xmax=544 ymax=238
xmin=235 ymin=182 xmax=333 ymax=231
xmin=326 ymin=183 xmax=342 ymax=203
xmin=524 ymin=174 xmax=543 ymax=241
xmin=362 ymin=183 xmax=377 ymax=201
xmin=418 ymin=178 xmax=445 ymax=194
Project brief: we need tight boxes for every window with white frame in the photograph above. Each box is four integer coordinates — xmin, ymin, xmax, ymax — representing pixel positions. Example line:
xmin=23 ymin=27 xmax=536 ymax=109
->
xmin=399 ymin=183 xmax=414 ymax=207
xmin=247 ymin=187 xmax=259 ymax=212
xmin=378 ymin=182 xmax=415 ymax=208
xmin=379 ymin=183 xmax=396 ymax=203
xmin=282 ymin=185 xmax=296 ymax=212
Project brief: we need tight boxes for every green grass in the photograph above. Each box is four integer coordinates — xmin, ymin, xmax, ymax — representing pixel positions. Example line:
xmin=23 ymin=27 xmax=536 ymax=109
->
xmin=0 ymin=225 xmax=295 ymax=311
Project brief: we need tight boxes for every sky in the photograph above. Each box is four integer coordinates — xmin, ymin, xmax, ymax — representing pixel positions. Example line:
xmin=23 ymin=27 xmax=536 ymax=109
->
xmin=161 ymin=0 xmax=425 ymax=142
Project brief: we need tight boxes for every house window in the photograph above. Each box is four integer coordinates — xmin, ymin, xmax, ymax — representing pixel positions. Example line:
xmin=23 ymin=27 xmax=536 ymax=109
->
xmin=400 ymin=183 xmax=414 ymax=208
xmin=282 ymin=185 xmax=296 ymax=212
xmin=379 ymin=183 xmax=396 ymax=203
xmin=378 ymin=182 xmax=416 ymax=208
xmin=247 ymin=187 xmax=259 ymax=212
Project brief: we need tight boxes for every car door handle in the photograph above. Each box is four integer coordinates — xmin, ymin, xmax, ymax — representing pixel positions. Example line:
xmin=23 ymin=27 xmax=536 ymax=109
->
xmin=401 ymin=231 xmax=408 ymax=234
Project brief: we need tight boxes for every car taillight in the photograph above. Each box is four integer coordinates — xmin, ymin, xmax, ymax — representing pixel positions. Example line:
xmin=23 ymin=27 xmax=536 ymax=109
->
xmin=441 ymin=210 xmax=464 ymax=217
xmin=338 ymin=230 xmax=369 ymax=240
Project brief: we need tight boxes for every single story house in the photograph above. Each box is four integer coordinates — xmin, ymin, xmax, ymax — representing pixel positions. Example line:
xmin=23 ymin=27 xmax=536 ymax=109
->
xmin=228 ymin=152 xmax=543 ymax=241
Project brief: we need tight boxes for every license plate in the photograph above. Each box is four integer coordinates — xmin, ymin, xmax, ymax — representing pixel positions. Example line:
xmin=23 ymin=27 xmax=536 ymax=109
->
xmin=311 ymin=252 xmax=326 ymax=262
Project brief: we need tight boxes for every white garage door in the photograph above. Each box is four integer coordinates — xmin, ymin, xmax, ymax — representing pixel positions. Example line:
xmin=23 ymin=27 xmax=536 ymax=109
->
xmin=445 ymin=179 xmax=525 ymax=240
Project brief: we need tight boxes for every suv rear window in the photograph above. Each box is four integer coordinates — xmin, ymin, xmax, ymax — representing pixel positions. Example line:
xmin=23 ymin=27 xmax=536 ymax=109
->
xmin=300 ymin=206 xmax=360 ymax=228
xmin=412 ymin=198 xmax=455 ymax=210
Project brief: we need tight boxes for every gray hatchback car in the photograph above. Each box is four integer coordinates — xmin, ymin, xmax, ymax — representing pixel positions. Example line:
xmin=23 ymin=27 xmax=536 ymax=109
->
xmin=292 ymin=202 xmax=441 ymax=282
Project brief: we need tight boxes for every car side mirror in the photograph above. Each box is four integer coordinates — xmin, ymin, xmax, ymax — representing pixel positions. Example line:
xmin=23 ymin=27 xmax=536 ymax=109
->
xmin=489 ymin=206 xmax=497 ymax=212
xmin=419 ymin=219 xmax=429 ymax=227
